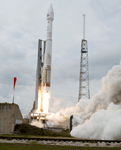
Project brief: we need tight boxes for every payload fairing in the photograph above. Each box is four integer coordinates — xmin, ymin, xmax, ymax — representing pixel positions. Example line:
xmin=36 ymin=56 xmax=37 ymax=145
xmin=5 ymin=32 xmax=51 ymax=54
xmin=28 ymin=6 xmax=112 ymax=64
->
xmin=34 ymin=4 xmax=54 ymax=113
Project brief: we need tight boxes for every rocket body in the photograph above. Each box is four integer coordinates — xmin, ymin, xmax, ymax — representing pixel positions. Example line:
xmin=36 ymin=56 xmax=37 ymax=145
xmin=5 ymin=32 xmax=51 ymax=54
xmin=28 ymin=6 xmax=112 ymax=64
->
xmin=42 ymin=4 xmax=54 ymax=92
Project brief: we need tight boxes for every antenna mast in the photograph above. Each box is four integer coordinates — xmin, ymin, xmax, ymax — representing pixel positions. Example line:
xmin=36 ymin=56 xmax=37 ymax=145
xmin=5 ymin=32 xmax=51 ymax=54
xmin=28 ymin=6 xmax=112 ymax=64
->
xmin=83 ymin=14 xmax=85 ymax=39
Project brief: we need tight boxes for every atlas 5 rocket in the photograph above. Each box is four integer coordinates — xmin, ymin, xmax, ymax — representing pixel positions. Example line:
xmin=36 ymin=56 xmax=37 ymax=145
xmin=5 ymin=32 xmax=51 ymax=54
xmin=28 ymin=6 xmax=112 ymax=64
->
xmin=34 ymin=4 xmax=54 ymax=112
xmin=42 ymin=4 xmax=54 ymax=92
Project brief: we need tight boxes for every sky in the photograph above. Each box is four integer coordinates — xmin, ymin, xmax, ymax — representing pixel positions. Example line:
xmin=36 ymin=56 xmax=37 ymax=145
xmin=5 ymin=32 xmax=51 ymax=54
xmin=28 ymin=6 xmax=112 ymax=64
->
xmin=0 ymin=0 xmax=121 ymax=115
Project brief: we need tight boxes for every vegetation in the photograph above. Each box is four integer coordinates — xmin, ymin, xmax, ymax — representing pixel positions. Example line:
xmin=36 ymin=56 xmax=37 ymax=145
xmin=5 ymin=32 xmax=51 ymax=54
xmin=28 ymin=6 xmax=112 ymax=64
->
xmin=1 ymin=143 xmax=121 ymax=150
xmin=13 ymin=123 xmax=71 ymax=137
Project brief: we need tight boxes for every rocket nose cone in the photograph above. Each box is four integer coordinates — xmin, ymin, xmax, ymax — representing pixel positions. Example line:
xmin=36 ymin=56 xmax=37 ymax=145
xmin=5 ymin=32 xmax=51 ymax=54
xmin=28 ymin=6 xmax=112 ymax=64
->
xmin=49 ymin=4 xmax=54 ymax=13
xmin=47 ymin=4 xmax=54 ymax=20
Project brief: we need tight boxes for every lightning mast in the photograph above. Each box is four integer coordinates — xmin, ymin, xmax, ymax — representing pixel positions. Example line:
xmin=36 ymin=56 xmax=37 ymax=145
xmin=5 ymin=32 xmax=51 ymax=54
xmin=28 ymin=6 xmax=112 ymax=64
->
xmin=78 ymin=14 xmax=90 ymax=101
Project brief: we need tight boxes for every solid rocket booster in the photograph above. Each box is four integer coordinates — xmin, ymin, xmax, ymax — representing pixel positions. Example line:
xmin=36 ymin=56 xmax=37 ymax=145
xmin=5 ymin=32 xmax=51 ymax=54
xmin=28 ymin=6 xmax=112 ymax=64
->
xmin=34 ymin=39 xmax=42 ymax=111
xmin=42 ymin=4 xmax=54 ymax=92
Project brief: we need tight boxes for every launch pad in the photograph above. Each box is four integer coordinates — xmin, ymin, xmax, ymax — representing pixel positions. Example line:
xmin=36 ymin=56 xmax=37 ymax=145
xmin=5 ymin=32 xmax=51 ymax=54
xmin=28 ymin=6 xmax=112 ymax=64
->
xmin=28 ymin=112 xmax=51 ymax=122
xmin=28 ymin=111 xmax=70 ymax=131
xmin=28 ymin=111 xmax=52 ymax=129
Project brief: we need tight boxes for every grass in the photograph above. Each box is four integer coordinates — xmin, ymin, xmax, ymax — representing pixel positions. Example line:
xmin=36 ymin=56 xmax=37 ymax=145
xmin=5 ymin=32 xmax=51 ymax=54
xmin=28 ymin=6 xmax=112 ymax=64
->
xmin=1 ymin=143 xmax=121 ymax=150
xmin=84 ymin=144 xmax=89 ymax=147
xmin=0 ymin=134 xmax=73 ymax=138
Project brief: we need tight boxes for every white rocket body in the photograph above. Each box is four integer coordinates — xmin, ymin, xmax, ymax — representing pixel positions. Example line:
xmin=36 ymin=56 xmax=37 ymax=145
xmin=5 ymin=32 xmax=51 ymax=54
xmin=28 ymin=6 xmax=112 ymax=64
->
xmin=42 ymin=4 xmax=54 ymax=92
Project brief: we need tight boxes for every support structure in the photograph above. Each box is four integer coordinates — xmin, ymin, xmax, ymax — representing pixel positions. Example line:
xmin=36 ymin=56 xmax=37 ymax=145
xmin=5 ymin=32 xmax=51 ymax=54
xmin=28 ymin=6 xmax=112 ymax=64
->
xmin=78 ymin=15 xmax=90 ymax=101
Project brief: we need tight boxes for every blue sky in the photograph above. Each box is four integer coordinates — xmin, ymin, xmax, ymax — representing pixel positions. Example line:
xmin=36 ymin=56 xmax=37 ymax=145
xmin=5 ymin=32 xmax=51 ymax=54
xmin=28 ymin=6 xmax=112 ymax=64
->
xmin=0 ymin=0 xmax=121 ymax=114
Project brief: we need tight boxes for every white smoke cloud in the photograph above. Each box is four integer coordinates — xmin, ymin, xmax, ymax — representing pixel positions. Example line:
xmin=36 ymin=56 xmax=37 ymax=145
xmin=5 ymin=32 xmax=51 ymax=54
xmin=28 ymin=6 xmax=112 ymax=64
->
xmin=30 ymin=120 xmax=43 ymax=128
xmin=71 ymin=103 xmax=121 ymax=140
xmin=46 ymin=112 xmax=64 ymax=127
xmin=71 ymin=64 xmax=121 ymax=140
xmin=46 ymin=99 xmax=90 ymax=127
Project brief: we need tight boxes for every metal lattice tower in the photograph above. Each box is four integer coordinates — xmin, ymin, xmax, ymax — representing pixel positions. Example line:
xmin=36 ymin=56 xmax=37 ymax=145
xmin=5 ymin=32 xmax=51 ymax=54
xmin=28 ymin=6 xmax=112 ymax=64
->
xmin=78 ymin=14 xmax=90 ymax=101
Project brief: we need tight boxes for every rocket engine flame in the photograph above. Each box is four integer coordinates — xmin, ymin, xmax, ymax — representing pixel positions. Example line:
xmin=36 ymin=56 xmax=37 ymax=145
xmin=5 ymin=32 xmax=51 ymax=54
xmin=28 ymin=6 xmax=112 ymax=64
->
xmin=43 ymin=91 xmax=50 ymax=113
xmin=36 ymin=90 xmax=50 ymax=113
xmin=37 ymin=90 xmax=41 ymax=112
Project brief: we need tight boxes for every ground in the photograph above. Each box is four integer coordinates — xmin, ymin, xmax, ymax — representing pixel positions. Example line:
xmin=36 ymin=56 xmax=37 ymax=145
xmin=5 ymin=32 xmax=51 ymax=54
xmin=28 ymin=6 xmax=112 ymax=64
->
xmin=0 ymin=143 xmax=121 ymax=150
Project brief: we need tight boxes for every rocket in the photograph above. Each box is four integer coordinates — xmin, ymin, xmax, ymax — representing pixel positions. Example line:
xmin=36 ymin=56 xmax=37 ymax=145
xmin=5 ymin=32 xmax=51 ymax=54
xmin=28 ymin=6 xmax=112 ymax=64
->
xmin=34 ymin=4 xmax=54 ymax=113
xmin=42 ymin=4 xmax=54 ymax=93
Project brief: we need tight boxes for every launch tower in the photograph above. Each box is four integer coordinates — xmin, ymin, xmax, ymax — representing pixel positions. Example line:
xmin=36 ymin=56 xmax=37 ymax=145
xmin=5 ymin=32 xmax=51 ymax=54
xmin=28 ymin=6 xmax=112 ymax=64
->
xmin=78 ymin=15 xmax=90 ymax=101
